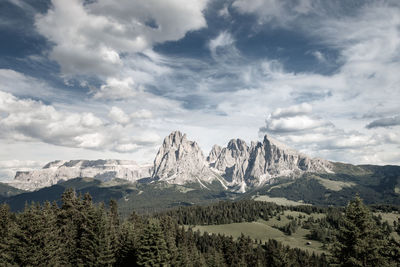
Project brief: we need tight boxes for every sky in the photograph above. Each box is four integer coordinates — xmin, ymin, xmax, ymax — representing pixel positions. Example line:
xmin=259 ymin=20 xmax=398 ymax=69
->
xmin=0 ymin=0 xmax=400 ymax=181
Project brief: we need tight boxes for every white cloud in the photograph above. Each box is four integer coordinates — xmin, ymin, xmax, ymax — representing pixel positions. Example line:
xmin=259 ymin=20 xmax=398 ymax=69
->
xmin=108 ymin=106 xmax=130 ymax=125
xmin=0 ymin=90 xmax=159 ymax=153
xmin=35 ymin=0 xmax=208 ymax=77
xmin=270 ymin=103 xmax=312 ymax=119
xmin=312 ymin=51 xmax=326 ymax=63
xmin=93 ymin=77 xmax=137 ymax=100
xmin=263 ymin=115 xmax=331 ymax=133
xmin=259 ymin=104 xmax=384 ymax=164
xmin=232 ymin=0 xmax=315 ymax=26
xmin=34 ymin=0 xmax=209 ymax=101
xmin=260 ymin=104 xmax=333 ymax=135
xmin=0 ymin=160 xmax=43 ymax=181
xmin=209 ymin=31 xmax=234 ymax=56
xmin=114 ymin=143 xmax=139 ymax=153
xmin=74 ymin=133 xmax=106 ymax=149
xmin=131 ymin=109 xmax=153 ymax=119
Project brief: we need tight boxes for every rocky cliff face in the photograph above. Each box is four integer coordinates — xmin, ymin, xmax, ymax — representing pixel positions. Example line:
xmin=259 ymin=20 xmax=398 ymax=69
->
xmin=209 ymin=139 xmax=250 ymax=191
xmin=208 ymin=135 xmax=333 ymax=192
xmin=152 ymin=131 xmax=219 ymax=186
xmin=10 ymin=160 xmax=152 ymax=191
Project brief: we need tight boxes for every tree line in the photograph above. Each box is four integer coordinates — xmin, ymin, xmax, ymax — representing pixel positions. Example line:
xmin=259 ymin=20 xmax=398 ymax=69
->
xmin=157 ymin=199 xmax=327 ymax=225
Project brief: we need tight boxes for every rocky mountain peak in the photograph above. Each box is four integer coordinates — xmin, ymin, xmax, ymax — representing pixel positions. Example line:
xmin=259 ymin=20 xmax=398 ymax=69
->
xmin=163 ymin=130 xmax=187 ymax=148
xmin=209 ymin=134 xmax=333 ymax=191
xmin=207 ymin=145 xmax=222 ymax=165
xmin=152 ymin=131 xmax=218 ymax=186
xmin=227 ymin=138 xmax=248 ymax=152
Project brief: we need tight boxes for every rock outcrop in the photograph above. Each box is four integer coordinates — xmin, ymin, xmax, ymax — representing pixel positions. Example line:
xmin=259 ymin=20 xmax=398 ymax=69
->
xmin=10 ymin=160 xmax=152 ymax=191
xmin=152 ymin=131 xmax=219 ymax=186
xmin=208 ymin=139 xmax=250 ymax=191
xmin=208 ymin=135 xmax=333 ymax=192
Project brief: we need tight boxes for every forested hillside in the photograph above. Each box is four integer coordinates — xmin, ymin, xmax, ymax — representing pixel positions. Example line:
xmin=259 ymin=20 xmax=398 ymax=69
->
xmin=1 ymin=190 xmax=399 ymax=266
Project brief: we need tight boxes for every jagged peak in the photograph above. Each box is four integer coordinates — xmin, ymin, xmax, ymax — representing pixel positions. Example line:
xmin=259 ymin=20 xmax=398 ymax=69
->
xmin=262 ymin=134 xmax=298 ymax=155
xmin=211 ymin=144 xmax=222 ymax=151
xmin=227 ymin=138 xmax=248 ymax=151
xmin=207 ymin=145 xmax=223 ymax=164
xmin=163 ymin=130 xmax=187 ymax=146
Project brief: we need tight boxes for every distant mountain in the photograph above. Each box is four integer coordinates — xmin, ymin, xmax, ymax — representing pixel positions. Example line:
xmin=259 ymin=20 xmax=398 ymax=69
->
xmin=9 ymin=159 xmax=152 ymax=191
xmin=0 ymin=182 xmax=25 ymax=198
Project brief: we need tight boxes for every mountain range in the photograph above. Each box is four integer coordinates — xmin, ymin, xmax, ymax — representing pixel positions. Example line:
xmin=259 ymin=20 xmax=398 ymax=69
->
xmin=9 ymin=131 xmax=332 ymax=192
xmin=2 ymin=131 xmax=400 ymax=213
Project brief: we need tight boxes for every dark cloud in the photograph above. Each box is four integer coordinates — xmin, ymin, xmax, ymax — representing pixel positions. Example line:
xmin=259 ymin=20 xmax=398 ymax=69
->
xmin=366 ymin=115 xmax=400 ymax=129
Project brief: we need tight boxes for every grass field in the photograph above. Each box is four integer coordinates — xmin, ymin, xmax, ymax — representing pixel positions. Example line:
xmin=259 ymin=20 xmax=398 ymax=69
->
xmin=253 ymin=195 xmax=310 ymax=206
xmin=311 ymin=176 xmax=355 ymax=191
xmin=192 ymin=210 xmax=327 ymax=255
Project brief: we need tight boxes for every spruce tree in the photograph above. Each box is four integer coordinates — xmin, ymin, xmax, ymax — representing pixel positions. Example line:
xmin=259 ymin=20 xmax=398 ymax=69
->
xmin=117 ymin=221 xmax=139 ymax=266
xmin=136 ymin=221 xmax=170 ymax=266
xmin=0 ymin=204 xmax=14 ymax=265
xmin=330 ymin=195 xmax=391 ymax=267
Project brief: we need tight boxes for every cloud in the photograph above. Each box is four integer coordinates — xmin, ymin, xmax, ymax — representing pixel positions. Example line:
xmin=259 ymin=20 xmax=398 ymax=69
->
xmin=108 ymin=106 xmax=130 ymax=125
xmin=260 ymin=104 xmax=332 ymax=134
xmin=311 ymin=51 xmax=326 ymax=63
xmin=262 ymin=115 xmax=331 ymax=133
xmin=94 ymin=77 xmax=137 ymax=100
xmin=209 ymin=31 xmax=234 ymax=56
xmin=0 ymin=90 xmax=159 ymax=152
xmin=232 ymin=0 xmax=315 ymax=26
xmin=131 ymin=109 xmax=153 ymax=119
xmin=0 ymin=69 xmax=62 ymax=101
xmin=270 ymin=103 xmax=312 ymax=119
xmin=0 ymin=159 xmax=43 ymax=181
xmin=366 ymin=115 xmax=400 ymax=129
xmin=259 ymin=104 xmax=381 ymax=159
xmin=35 ymin=0 xmax=208 ymax=78
xmin=218 ymin=4 xmax=230 ymax=18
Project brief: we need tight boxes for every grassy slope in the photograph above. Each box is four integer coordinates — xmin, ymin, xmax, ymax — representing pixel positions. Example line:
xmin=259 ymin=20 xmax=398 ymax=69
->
xmin=193 ymin=210 xmax=326 ymax=255
xmin=247 ymin=163 xmax=400 ymax=206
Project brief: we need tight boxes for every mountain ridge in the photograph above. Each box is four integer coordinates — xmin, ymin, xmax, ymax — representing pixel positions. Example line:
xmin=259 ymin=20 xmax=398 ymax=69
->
xmin=8 ymin=130 xmax=333 ymax=191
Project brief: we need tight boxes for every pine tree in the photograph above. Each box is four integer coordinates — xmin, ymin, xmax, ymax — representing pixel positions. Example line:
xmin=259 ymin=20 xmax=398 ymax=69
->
xmin=6 ymin=203 xmax=61 ymax=266
xmin=136 ymin=221 xmax=170 ymax=266
xmin=108 ymin=199 xmax=120 ymax=264
xmin=116 ymin=221 xmax=139 ymax=266
xmin=58 ymin=188 xmax=81 ymax=265
xmin=330 ymin=195 xmax=391 ymax=267
xmin=0 ymin=204 xmax=14 ymax=265
xmin=40 ymin=201 xmax=63 ymax=265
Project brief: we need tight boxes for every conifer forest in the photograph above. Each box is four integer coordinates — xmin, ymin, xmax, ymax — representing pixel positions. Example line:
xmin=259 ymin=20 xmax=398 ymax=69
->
xmin=1 ymin=189 xmax=399 ymax=266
